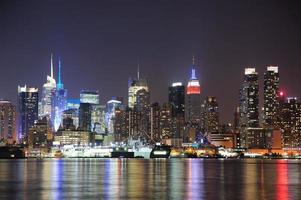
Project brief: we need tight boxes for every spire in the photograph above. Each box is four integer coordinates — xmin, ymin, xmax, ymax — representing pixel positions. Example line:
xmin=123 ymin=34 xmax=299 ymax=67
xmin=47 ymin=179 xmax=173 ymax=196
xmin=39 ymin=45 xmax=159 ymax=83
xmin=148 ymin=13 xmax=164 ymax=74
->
xmin=57 ymin=57 xmax=64 ymax=89
xmin=190 ymin=55 xmax=197 ymax=79
xmin=192 ymin=55 xmax=195 ymax=65
xmin=137 ymin=57 xmax=140 ymax=80
xmin=50 ymin=53 xmax=54 ymax=78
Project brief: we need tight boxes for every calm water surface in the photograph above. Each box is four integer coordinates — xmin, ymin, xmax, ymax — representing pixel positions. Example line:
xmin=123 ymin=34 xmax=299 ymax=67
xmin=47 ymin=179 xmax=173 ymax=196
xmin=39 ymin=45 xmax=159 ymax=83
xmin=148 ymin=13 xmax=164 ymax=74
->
xmin=0 ymin=159 xmax=300 ymax=200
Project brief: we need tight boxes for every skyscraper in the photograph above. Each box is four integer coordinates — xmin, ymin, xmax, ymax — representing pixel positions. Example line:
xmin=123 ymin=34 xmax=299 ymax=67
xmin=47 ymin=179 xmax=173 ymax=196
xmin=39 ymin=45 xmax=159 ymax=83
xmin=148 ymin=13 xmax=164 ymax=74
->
xmin=168 ymin=82 xmax=185 ymax=118
xmin=185 ymin=57 xmax=201 ymax=124
xmin=78 ymin=103 xmax=92 ymax=131
xmin=278 ymin=97 xmax=301 ymax=148
xmin=128 ymin=67 xmax=149 ymax=110
xmin=52 ymin=58 xmax=67 ymax=131
xmin=264 ymin=66 xmax=279 ymax=127
xmin=239 ymin=68 xmax=259 ymax=128
xmin=202 ymin=96 xmax=219 ymax=134
xmin=105 ymin=98 xmax=122 ymax=134
xmin=239 ymin=68 xmax=259 ymax=147
xmin=40 ymin=54 xmax=56 ymax=122
xmin=0 ymin=101 xmax=16 ymax=144
xmin=18 ymin=85 xmax=39 ymax=141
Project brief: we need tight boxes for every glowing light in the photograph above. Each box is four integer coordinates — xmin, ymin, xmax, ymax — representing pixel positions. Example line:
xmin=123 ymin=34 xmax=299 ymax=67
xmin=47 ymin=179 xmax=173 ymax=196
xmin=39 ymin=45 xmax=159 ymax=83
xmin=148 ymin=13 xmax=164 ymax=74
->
xmin=153 ymin=151 xmax=167 ymax=155
xmin=172 ymin=82 xmax=183 ymax=87
xmin=244 ymin=68 xmax=256 ymax=75
xmin=280 ymin=91 xmax=284 ymax=96
xmin=267 ymin=66 xmax=278 ymax=73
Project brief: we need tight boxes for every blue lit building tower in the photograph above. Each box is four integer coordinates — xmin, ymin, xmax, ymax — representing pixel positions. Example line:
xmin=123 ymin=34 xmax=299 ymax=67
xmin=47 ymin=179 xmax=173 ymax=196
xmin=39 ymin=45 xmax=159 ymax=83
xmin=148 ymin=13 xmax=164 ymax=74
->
xmin=52 ymin=58 xmax=67 ymax=131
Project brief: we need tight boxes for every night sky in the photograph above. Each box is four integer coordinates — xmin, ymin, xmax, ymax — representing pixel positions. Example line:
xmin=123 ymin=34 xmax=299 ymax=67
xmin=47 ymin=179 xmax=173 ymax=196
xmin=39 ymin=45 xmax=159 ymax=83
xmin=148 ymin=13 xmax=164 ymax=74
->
xmin=0 ymin=0 xmax=301 ymax=123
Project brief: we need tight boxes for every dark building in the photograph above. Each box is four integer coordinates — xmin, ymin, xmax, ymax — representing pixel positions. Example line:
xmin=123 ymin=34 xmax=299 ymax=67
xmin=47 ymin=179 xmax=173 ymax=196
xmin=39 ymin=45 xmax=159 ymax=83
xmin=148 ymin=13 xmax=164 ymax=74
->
xmin=279 ymin=97 xmax=301 ymax=149
xmin=79 ymin=103 xmax=92 ymax=131
xmin=159 ymin=103 xmax=173 ymax=139
xmin=28 ymin=117 xmax=52 ymax=148
xmin=150 ymin=102 xmax=161 ymax=142
xmin=0 ymin=101 xmax=16 ymax=144
xmin=168 ymin=82 xmax=185 ymax=118
xmin=239 ymin=68 xmax=259 ymax=128
xmin=264 ymin=66 xmax=279 ymax=127
xmin=18 ymin=85 xmax=39 ymax=142
xmin=202 ymin=96 xmax=219 ymax=134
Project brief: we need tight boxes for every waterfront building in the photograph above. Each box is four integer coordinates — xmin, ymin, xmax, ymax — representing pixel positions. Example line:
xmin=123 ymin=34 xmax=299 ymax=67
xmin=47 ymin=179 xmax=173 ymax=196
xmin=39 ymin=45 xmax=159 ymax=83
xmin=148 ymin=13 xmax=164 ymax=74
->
xmin=28 ymin=117 xmax=53 ymax=148
xmin=18 ymin=85 xmax=39 ymax=141
xmin=54 ymin=130 xmax=94 ymax=146
xmin=278 ymin=97 xmax=301 ymax=149
xmin=239 ymin=68 xmax=259 ymax=147
xmin=185 ymin=57 xmax=201 ymax=124
xmin=0 ymin=101 xmax=16 ymax=144
xmin=264 ymin=66 xmax=279 ymax=127
xmin=168 ymin=82 xmax=185 ymax=118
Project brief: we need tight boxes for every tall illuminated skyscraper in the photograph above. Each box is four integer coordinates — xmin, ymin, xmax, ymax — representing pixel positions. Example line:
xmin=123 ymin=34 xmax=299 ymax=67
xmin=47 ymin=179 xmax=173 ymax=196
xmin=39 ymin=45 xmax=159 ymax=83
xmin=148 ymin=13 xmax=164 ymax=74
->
xmin=128 ymin=67 xmax=149 ymax=109
xmin=0 ymin=101 xmax=16 ymax=144
xmin=105 ymin=98 xmax=122 ymax=134
xmin=239 ymin=68 xmax=259 ymax=147
xmin=52 ymin=58 xmax=67 ymax=131
xmin=239 ymin=68 xmax=259 ymax=128
xmin=40 ymin=54 xmax=56 ymax=121
xmin=18 ymin=85 xmax=39 ymax=141
xmin=185 ymin=57 xmax=201 ymax=124
xmin=264 ymin=66 xmax=279 ymax=127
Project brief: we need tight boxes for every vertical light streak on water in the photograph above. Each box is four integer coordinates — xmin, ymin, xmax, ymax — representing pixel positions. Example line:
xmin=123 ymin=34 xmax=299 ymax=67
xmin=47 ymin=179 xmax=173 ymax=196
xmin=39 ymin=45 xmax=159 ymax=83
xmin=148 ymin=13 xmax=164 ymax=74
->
xmin=51 ymin=159 xmax=62 ymax=200
xmin=152 ymin=159 xmax=167 ymax=199
xmin=219 ymin=159 xmax=225 ymax=199
xmin=276 ymin=160 xmax=289 ymax=200
xmin=185 ymin=159 xmax=204 ymax=200
xmin=244 ymin=160 xmax=258 ymax=200
xmin=258 ymin=161 xmax=266 ymax=200
xmin=103 ymin=159 xmax=111 ymax=199
xmin=169 ymin=159 xmax=184 ymax=199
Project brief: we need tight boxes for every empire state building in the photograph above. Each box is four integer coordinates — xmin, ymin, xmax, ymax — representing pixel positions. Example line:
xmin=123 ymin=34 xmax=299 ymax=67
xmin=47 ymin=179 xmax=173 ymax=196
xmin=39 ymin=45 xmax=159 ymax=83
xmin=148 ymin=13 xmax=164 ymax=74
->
xmin=185 ymin=57 xmax=201 ymax=124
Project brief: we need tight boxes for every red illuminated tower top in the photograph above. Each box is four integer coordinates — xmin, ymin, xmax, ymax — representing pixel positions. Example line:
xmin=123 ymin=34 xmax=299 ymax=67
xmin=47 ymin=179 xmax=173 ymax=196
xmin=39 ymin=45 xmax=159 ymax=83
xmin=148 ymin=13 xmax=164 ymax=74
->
xmin=186 ymin=56 xmax=201 ymax=95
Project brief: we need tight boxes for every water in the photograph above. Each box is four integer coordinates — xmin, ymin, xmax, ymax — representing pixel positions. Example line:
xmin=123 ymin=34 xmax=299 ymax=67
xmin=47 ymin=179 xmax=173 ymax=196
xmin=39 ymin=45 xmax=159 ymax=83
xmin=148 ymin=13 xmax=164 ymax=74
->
xmin=0 ymin=159 xmax=300 ymax=200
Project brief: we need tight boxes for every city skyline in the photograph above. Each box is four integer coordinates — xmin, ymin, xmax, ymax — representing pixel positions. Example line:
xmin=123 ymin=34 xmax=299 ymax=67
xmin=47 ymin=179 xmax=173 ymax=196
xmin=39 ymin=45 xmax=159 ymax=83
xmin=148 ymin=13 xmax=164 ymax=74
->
xmin=1 ymin=1 xmax=301 ymax=123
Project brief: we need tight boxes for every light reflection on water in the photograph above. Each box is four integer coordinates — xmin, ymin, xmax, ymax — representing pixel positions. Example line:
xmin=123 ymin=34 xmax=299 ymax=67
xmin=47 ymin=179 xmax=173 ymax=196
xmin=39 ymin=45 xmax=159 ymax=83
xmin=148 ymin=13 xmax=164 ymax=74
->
xmin=0 ymin=159 xmax=300 ymax=199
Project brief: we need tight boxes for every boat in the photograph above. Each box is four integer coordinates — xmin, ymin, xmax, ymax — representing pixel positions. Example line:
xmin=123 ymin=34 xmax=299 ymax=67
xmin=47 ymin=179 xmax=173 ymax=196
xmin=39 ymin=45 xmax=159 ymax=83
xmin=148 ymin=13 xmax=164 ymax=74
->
xmin=111 ymin=147 xmax=134 ymax=158
xmin=150 ymin=144 xmax=171 ymax=158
